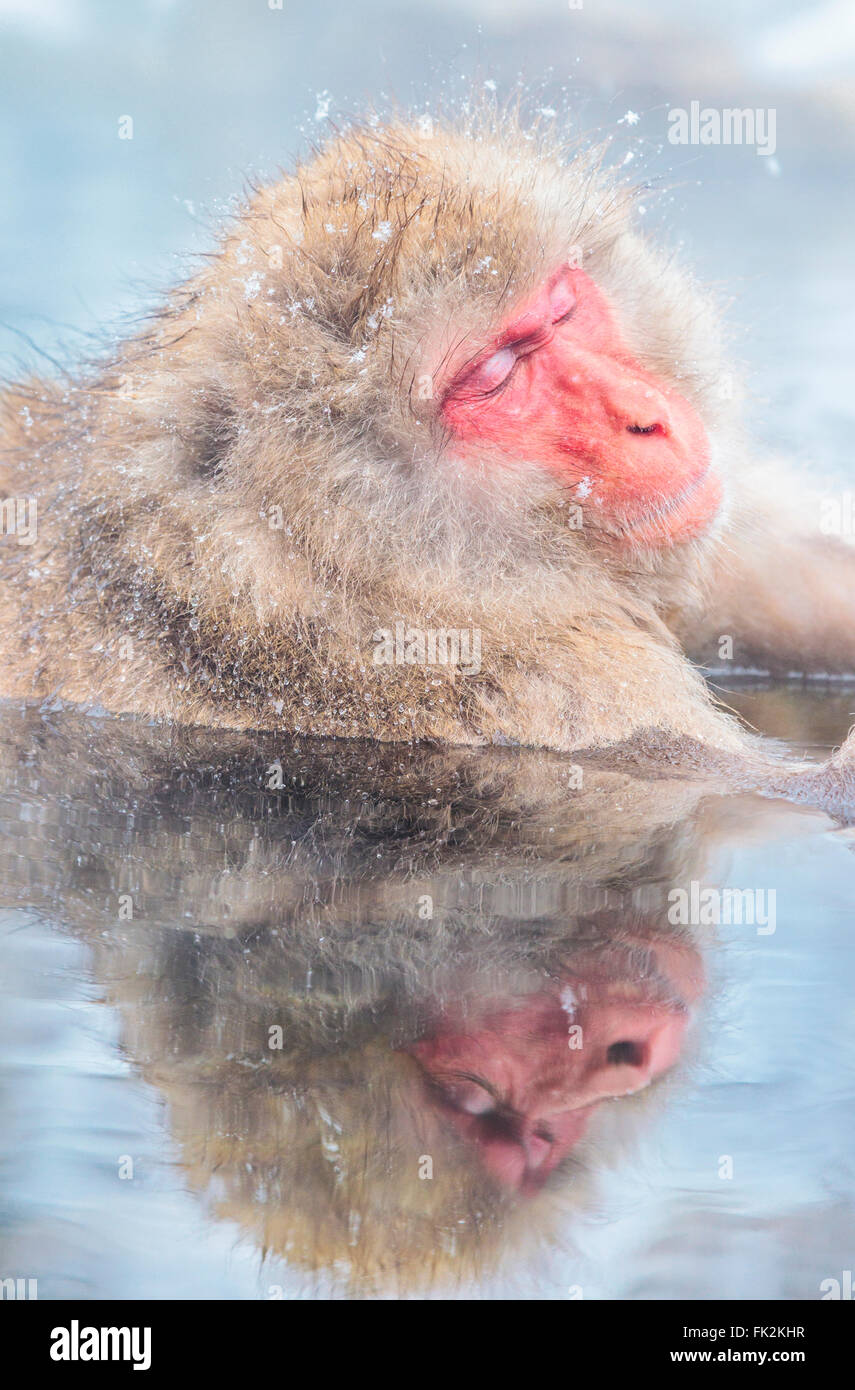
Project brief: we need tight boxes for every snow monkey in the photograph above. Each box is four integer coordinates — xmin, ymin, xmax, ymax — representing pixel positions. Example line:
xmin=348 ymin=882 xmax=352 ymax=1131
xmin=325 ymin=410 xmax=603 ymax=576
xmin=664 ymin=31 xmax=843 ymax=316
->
xmin=1 ymin=113 xmax=854 ymax=805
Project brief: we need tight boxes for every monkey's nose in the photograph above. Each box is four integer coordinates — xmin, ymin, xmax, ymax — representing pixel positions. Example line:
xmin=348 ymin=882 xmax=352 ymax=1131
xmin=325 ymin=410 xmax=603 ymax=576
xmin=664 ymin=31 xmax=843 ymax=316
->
xmin=627 ymin=421 xmax=666 ymax=436
xmin=594 ymin=361 xmax=672 ymax=435
xmin=584 ymin=1011 xmax=688 ymax=1102
xmin=521 ymin=1126 xmax=554 ymax=1170
xmin=606 ymin=1039 xmax=645 ymax=1066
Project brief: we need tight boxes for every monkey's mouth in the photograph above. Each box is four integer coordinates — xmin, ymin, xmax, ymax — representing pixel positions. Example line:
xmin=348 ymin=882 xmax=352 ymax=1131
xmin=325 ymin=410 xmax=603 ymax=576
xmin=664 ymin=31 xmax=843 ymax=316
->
xmin=619 ymin=464 xmax=723 ymax=548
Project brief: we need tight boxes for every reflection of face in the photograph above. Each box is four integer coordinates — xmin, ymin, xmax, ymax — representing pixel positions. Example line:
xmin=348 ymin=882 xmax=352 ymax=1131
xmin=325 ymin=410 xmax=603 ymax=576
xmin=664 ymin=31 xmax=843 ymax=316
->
xmin=406 ymin=938 xmax=704 ymax=1195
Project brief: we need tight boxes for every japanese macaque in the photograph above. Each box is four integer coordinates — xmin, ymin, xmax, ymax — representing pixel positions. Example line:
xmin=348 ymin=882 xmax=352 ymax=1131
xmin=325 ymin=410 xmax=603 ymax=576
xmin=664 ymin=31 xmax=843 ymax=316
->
xmin=0 ymin=708 xmax=732 ymax=1293
xmin=1 ymin=113 xmax=854 ymax=802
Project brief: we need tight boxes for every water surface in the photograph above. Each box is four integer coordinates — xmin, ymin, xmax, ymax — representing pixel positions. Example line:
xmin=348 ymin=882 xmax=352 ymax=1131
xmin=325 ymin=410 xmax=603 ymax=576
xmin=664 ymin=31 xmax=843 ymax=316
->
xmin=1 ymin=689 xmax=853 ymax=1299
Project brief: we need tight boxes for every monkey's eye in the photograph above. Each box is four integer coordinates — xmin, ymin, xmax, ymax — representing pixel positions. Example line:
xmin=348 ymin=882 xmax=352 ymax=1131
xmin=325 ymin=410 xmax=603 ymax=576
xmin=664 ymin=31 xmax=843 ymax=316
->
xmin=465 ymin=346 xmax=518 ymax=395
xmin=432 ymin=1073 xmax=498 ymax=1116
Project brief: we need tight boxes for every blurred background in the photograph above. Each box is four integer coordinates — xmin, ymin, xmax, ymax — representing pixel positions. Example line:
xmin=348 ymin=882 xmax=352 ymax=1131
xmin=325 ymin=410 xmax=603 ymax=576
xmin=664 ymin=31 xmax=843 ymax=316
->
xmin=1 ymin=0 xmax=854 ymax=475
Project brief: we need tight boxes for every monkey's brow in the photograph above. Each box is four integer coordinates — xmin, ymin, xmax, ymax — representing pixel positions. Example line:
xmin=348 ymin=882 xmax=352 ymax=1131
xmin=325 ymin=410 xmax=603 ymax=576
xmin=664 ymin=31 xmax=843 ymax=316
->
xmin=460 ymin=318 xmax=550 ymax=373
xmin=504 ymin=326 xmax=551 ymax=353
xmin=496 ymin=301 xmax=551 ymax=348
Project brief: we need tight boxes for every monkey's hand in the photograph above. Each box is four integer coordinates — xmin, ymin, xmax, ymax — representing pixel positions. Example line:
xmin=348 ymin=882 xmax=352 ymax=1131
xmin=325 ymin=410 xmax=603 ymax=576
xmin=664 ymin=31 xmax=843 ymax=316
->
xmin=767 ymin=728 xmax=855 ymax=821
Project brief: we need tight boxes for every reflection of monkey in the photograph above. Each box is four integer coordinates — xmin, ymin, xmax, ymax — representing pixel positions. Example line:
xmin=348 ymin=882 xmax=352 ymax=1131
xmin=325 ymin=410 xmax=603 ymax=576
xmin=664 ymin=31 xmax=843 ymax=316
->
xmin=0 ymin=710 xmax=734 ymax=1294
xmin=1 ymin=115 xmax=854 ymax=805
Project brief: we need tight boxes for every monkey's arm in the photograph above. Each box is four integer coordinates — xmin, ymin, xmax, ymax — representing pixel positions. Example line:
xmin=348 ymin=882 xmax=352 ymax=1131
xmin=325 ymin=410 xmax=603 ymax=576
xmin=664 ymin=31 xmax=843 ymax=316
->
xmin=679 ymin=469 xmax=855 ymax=676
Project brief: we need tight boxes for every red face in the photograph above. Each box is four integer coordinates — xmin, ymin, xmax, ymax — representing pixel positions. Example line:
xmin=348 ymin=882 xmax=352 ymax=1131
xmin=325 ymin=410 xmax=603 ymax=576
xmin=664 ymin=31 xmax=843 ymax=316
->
xmin=406 ymin=937 xmax=703 ymax=1195
xmin=441 ymin=265 xmax=722 ymax=547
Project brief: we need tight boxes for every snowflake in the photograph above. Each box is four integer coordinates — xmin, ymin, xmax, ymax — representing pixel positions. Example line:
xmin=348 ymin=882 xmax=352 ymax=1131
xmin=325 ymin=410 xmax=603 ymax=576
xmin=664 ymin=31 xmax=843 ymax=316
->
xmin=243 ymin=272 xmax=263 ymax=302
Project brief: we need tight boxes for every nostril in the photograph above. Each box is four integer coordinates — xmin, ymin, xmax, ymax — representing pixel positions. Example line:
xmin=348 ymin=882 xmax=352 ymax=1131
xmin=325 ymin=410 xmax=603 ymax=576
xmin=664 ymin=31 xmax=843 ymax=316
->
xmin=627 ymin=422 xmax=665 ymax=436
xmin=607 ymin=1040 xmax=645 ymax=1067
xmin=524 ymin=1128 xmax=554 ymax=1169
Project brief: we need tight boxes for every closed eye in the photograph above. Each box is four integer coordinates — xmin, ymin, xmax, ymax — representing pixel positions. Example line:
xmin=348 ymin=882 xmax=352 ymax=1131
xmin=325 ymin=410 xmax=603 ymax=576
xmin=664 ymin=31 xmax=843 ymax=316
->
xmin=452 ymin=331 xmax=547 ymax=399
xmin=467 ymin=345 xmax=517 ymax=394
xmin=445 ymin=266 xmax=579 ymax=404
xmin=429 ymin=1070 xmax=501 ymax=1116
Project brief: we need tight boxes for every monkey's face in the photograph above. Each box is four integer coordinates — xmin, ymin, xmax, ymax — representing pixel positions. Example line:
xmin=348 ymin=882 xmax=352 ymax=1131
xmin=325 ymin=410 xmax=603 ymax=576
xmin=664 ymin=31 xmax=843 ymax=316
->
xmin=406 ymin=933 xmax=703 ymax=1195
xmin=439 ymin=264 xmax=723 ymax=549
xmin=227 ymin=123 xmax=733 ymax=592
